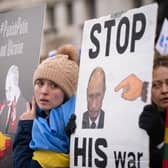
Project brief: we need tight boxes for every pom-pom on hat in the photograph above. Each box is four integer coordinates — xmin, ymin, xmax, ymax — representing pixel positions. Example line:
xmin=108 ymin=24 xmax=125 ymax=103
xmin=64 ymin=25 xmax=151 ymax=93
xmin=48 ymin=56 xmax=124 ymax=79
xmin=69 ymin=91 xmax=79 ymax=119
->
xmin=33 ymin=44 xmax=79 ymax=98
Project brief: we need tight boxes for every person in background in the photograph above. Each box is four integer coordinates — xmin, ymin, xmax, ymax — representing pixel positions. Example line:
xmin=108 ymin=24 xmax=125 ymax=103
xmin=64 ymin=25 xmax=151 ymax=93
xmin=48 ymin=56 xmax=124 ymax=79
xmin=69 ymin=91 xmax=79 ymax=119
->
xmin=82 ymin=67 xmax=106 ymax=129
xmin=139 ymin=55 xmax=168 ymax=168
xmin=13 ymin=44 xmax=79 ymax=168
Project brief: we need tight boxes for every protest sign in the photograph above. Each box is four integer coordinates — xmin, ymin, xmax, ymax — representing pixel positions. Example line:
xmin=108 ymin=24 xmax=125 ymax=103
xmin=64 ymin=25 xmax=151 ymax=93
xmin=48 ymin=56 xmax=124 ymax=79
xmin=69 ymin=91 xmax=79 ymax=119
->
xmin=156 ymin=18 xmax=168 ymax=55
xmin=0 ymin=4 xmax=45 ymax=168
xmin=70 ymin=3 xmax=158 ymax=168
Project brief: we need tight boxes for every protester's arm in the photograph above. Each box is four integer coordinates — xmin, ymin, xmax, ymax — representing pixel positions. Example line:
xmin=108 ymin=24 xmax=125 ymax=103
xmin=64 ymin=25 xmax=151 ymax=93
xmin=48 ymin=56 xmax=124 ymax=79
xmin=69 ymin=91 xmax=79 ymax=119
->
xmin=13 ymin=97 xmax=41 ymax=168
xmin=13 ymin=120 xmax=41 ymax=168
xmin=139 ymin=104 xmax=165 ymax=146
xmin=63 ymin=96 xmax=77 ymax=138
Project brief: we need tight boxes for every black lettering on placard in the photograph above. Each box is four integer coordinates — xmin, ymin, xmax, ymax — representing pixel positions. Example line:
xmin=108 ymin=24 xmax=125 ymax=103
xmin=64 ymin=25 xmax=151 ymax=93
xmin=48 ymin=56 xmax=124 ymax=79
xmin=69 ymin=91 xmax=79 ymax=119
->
xmin=104 ymin=20 xmax=116 ymax=56
xmin=88 ymin=12 xmax=146 ymax=59
xmin=89 ymin=23 xmax=101 ymax=59
xmin=127 ymin=152 xmax=136 ymax=168
xmin=137 ymin=152 xmax=143 ymax=168
xmin=95 ymin=138 xmax=108 ymax=168
xmin=74 ymin=137 xmax=86 ymax=166
xmin=114 ymin=151 xmax=143 ymax=168
xmin=74 ymin=137 xmax=107 ymax=167
xmin=88 ymin=138 xmax=92 ymax=167
xmin=114 ymin=151 xmax=126 ymax=168
xmin=116 ymin=17 xmax=130 ymax=54
xmin=131 ymin=13 xmax=146 ymax=52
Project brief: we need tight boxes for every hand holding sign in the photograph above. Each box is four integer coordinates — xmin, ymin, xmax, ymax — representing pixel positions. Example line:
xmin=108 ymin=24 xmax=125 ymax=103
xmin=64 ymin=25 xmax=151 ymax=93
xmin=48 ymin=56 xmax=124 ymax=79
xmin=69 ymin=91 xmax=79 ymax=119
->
xmin=19 ymin=96 xmax=36 ymax=120
xmin=114 ymin=74 xmax=143 ymax=101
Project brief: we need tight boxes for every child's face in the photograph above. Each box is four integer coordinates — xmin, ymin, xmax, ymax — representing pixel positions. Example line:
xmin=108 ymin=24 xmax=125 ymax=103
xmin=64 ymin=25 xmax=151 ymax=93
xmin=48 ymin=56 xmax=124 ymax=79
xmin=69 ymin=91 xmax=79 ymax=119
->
xmin=34 ymin=78 xmax=65 ymax=112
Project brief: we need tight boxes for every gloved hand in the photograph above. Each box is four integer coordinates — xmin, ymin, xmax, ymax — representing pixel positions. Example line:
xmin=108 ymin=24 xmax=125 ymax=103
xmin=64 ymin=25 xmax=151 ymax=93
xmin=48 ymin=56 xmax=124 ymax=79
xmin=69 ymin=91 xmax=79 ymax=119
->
xmin=139 ymin=104 xmax=164 ymax=145
xmin=65 ymin=114 xmax=76 ymax=137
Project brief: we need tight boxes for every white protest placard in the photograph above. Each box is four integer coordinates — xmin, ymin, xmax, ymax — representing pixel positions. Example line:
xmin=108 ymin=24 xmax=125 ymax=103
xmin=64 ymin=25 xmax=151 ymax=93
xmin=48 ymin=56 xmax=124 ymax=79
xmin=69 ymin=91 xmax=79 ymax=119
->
xmin=70 ymin=3 xmax=158 ymax=168
xmin=156 ymin=18 xmax=168 ymax=55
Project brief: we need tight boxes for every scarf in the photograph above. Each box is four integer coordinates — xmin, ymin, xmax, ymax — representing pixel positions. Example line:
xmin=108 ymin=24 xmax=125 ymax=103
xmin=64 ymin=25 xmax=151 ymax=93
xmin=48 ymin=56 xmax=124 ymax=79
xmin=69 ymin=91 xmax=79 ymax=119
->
xmin=29 ymin=96 xmax=75 ymax=153
xmin=163 ymin=107 xmax=168 ymax=167
xmin=32 ymin=150 xmax=69 ymax=168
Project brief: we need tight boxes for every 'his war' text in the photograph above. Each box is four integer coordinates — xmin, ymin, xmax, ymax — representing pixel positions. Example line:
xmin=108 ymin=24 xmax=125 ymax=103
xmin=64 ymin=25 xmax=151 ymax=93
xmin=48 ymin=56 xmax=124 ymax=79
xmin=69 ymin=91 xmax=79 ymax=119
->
xmin=74 ymin=137 xmax=143 ymax=168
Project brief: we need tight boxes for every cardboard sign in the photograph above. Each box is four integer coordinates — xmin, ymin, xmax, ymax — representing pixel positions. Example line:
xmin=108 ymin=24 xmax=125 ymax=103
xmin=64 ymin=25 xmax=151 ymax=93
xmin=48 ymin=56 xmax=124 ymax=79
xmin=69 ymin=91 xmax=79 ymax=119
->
xmin=0 ymin=4 xmax=45 ymax=168
xmin=70 ymin=3 xmax=158 ymax=168
xmin=156 ymin=18 xmax=168 ymax=55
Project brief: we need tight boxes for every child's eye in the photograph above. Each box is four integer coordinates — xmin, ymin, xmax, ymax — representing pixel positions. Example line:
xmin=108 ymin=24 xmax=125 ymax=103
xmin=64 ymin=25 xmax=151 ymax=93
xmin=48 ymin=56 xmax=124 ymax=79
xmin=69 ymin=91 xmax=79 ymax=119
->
xmin=35 ymin=79 xmax=44 ymax=87
xmin=48 ymin=82 xmax=57 ymax=89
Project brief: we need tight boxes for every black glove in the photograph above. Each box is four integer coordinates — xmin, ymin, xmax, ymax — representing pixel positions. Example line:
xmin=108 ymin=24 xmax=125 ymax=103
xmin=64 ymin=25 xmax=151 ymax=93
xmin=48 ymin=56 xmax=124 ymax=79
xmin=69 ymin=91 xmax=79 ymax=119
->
xmin=139 ymin=104 xmax=165 ymax=145
xmin=65 ymin=114 xmax=76 ymax=137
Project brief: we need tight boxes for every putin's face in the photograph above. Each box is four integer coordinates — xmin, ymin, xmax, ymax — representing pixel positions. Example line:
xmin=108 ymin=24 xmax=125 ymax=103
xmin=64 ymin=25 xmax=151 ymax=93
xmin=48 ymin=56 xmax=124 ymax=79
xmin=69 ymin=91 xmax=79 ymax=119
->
xmin=87 ymin=69 xmax=105 ymax=121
